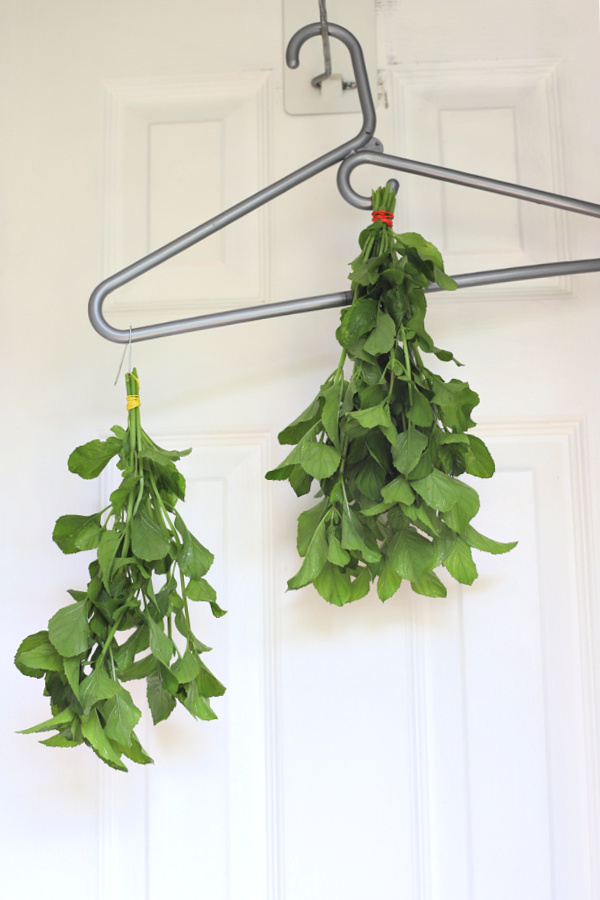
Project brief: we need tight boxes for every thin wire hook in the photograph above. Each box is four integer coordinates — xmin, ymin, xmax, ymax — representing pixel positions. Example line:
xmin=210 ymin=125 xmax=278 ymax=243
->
xmin=114 ymin=326 xmax=133 ymax=384
xmin=311 ymin=0 xmax=332 ymax=89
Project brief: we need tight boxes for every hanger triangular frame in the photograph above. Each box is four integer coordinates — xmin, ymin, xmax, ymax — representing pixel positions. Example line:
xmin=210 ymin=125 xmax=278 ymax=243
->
xmin=89 ymin=23 xmax=600 ymax=344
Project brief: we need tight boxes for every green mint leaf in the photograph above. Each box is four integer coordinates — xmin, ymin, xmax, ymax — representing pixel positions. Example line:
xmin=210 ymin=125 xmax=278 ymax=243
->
xmin=443 ymin=537 xmax=478 ymax=585
xmin=377 ymin=562 xmax=402 ymax=601
xmin=363 ymin=309 xmax=396 ymax=355
xmin=15 ymin=631 xmax=64 ymax=677
xmin=464 ymin=435 xmax=496 ymax=478
xmin=300 ymin=441 xmax=341 ymax=479
xmin=146 ymin=672 xmax=176 ymax=725
xmin=118 ymin=654 xmax=157 ymax=682
xmin=119 ymin=733 xmax=154 ymax=766
xmin=465 ymin=525 xmax=518 ymax=555
xmin=354 ymin=457 xmax=386 ymax=501
xmin=146 ymin=613 xmax=174 ymax=667
xmin=68 ymin=437 xmax=121 ymax=479
xmin=313 ymin=562 xmax=353 ymax=606
xmin=387 ymin=527 xmax=436 ymax=583
xmin=278 ymin=396 xmax=322 ymax=445
xmin=196 ymin=659 xmax=226 ymax=698
xmin=287 ymin=516 xmax=328 ymax=590
xmin=103 ymin=691 xmax=142 ymax=748
xmin=79 ymin=667 xmax=122 ymax=713
xmin=48 ymin=601 xmax=91 ymax=657
xmin=406 ymin=388 xmax=434 ymax=427
xmin=348 ymin=402 xmax=392 ymax=431
xmin=320 ymin=383 xmax=342 ymax=450
xmin=97 ymin=529 xmax=124 ymax=590
xmin=174 ymin=511 xmax=214 ymax=579
xmin=296 ymin=499 xmax=330 ymax=556
xmin=391 ymin=428 xmax=428 ymax=475
xmin=182 ymin=679 xmax=218 ymax=720
xmin=326 ymin=530 xmax=351 ymax=566
xmin=341 ymin=507 xmax=381 ymax=563
xmin=172 ymin=649 xmax=202 ymax=684
xmin=81 ymin=708 xmax=127 ymax=771
xmin=411 ymin=469 xmax=479 ymax=518
xmin=411 ymin=570 xmax=448 ymax=597
xmin=381 ymin=474 xmax=415 ymax=506
xmin=19 ymin=707 xmax=74 ymax=735
xmin=53 ymin=513 xmax=102 ymax=554
xmin=131 ymin=509 xmax=170 ymax=562
xmin=336 ymin=296 xmax=378 ymax=349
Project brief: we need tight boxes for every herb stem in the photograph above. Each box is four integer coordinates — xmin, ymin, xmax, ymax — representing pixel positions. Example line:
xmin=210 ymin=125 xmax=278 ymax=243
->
xmin=97 ymin=609 xmax=127 ymax=667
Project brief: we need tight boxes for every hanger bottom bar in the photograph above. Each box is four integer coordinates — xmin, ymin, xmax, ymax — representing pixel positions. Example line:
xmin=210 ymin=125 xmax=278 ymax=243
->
xmin=94 ymin=258 xmax=600 ymax=342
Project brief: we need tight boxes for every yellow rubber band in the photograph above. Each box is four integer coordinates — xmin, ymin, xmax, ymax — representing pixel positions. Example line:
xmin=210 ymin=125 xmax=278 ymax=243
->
xmin=126 ymin=372 xmax=141 ymax=410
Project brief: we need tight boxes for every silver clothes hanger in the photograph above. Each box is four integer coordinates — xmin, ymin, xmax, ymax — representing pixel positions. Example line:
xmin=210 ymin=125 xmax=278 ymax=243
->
xmin=88 ymin=22 xmax=600 ymax=344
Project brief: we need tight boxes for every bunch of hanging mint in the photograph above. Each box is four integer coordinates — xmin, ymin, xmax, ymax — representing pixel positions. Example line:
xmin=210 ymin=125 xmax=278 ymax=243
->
xmin=266 ymin=184 xmax=516 ymax=604
xmin=15 ymin=370 xmax=225 ymax=771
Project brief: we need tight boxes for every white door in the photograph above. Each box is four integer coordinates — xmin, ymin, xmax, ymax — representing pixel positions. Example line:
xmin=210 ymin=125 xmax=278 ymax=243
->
xmin=2 ymin=2 xmax=599 ymax=898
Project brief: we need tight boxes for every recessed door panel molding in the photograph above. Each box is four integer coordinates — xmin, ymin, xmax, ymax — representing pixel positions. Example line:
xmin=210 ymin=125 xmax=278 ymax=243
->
xmin=420 ymin=420 xmax=599 ymax=899
xmin=102 ymin=73 xmax=271 ymax=319
xmin=97 ymin=433 xmax=278 ymax=900
xmin=389 ymin=60 xmax=570 ymax=299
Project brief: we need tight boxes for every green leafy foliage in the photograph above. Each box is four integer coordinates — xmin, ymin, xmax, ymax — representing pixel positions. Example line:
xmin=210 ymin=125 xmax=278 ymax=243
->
xmin=16 ymin=369 xmax=224 ymax=771
xmin=266 ymin=185 xmax=517 ymax=605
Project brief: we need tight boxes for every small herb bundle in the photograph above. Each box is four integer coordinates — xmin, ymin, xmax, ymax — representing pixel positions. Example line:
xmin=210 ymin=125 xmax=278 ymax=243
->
xmin=15 ymin=370 xmax=225 ymax=771
xmin=266 ymin=184 xmax=516 ymax=604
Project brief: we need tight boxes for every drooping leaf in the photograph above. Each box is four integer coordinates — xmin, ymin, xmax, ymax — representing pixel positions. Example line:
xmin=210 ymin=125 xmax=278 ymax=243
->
xmin=377 ymin=562 xmax=402 ymax=601
xmin=464 ymin=434 xmax=496 ymax=478
xmin=183 ymin=679 xmax=218 ymax=720
xmin=278 ymin=396 xmax=323 ymax=445
xmin=103 ymin=691 xmax=142 ymax=748
xmin=52 ymin=514 xmax=102 ymax=554
xmin=146 ymin=672 xmax=177 ymax=725
xmin=146 ymin=613 xmax=174 ymax=667
xmin=391 ymin=428 xmax=428 ymax=475
xmin=387 ymin=528 xmax=436 ymax=583
xmin=15 ymin=631 xmax=64 ymax=678
xmin=465 ymin=524 xmax=518 ymax=555
xmin=175 ymin=511 xmax=214 ymax=579
xmin=287 ymin=516 xmax=329 ymax=590
xmin=363 ymin=309 xmax=396 ymax=355
xmin=68 ymin=437 xmax=120 ymax=479
xmin=172 ymin=649 xmax=202 ymax=684
xmin=131 ymin=508 xmax=170 ymax=562
xmin=443 ymin=537 xmax=478 ymax=585
xmin=48 ymin=601 xmax=90 ymax=657
xmin=79 ymin=667 xmax=122 ymax=713
xmin=411 ymin=570 xmax=448 ymax=598
xmin=20 ymin=707 xmax=75 ymax=735
xmin=313 ymin=563 xmax=353 ymax=606
xmin=81 ymin=708 xmax=127 ymax=771
xmin=300 ymin=441 xmax=341 ymax=479
xmin=348 ymin=402 xmax=392 ymax=431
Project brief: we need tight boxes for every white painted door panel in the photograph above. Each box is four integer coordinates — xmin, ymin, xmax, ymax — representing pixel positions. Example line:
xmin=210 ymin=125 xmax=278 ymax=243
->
xmin=1 ymin=2 xmax=599 ymax=899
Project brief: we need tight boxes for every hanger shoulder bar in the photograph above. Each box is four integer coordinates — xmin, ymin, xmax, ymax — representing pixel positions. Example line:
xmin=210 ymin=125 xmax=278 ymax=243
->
xmin=337 ymin=150 xmax=600 ymax=218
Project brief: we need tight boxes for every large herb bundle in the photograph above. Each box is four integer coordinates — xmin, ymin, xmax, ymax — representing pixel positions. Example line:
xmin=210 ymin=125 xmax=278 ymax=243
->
xmin=267 ymin=185 xmax=516 ymax=604
xmin=16 ymin=370 xmax=225 ymax=771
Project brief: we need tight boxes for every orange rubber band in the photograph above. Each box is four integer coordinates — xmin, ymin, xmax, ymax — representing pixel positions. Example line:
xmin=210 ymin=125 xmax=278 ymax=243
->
xmin=372 ymin=209 xmax=394 ymax=227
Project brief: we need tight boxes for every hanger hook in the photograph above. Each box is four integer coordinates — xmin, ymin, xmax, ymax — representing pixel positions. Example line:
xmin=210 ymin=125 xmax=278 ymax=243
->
xmin=286 ymin=22 xmax=375 ymax=141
